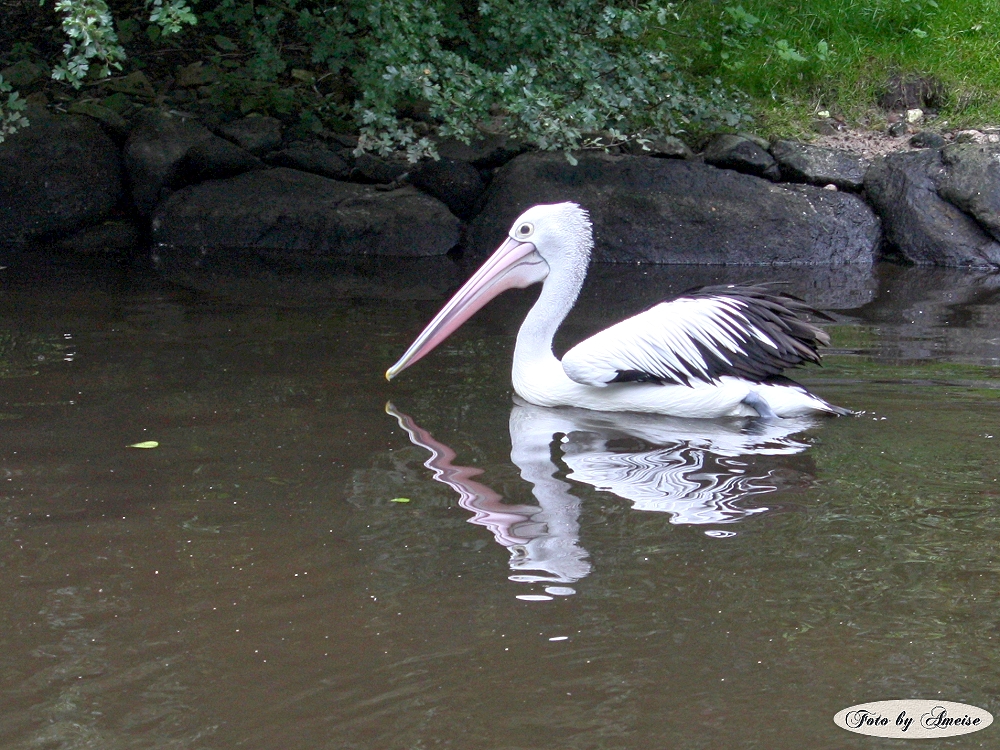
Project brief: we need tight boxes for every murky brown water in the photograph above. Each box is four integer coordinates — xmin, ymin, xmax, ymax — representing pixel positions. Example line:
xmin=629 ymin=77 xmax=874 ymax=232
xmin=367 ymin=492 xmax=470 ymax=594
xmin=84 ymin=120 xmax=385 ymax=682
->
xmin=1 ymin=257 xmax=1000 ymax=749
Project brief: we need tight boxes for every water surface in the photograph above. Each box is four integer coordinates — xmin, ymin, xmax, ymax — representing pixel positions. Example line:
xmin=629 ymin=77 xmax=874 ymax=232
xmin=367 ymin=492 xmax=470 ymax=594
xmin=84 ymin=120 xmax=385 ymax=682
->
xmin=1 ymin=258 xmax=999 ymax=749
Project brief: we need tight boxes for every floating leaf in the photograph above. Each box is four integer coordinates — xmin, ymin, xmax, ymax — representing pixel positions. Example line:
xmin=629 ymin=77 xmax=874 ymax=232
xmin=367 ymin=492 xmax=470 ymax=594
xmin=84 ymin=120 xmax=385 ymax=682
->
xmin=128 ymin=440 xmax=159 ymax=449
xmin=390 ymin=497 xmax=411 ymax=503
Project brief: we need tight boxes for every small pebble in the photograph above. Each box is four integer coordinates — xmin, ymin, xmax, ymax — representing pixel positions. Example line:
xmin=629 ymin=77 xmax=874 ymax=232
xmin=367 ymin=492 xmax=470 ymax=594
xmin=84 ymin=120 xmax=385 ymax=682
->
xmin=910 ymin=131 xmax=946 ymax=149
xmin=955 ymin=129 xmax=985 ymax=143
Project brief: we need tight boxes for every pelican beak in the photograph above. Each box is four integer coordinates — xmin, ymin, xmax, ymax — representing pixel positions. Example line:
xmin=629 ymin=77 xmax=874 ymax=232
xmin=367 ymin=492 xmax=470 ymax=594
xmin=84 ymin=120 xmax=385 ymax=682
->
xmin=386 ymin=237 xmax=547 ymax=380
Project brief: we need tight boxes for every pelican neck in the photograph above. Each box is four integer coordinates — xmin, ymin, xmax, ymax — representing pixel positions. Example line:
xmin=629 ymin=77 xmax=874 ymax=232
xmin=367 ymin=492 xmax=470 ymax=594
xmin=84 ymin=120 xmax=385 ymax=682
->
xmin=513 ymin=263 xmax=585 ymax=370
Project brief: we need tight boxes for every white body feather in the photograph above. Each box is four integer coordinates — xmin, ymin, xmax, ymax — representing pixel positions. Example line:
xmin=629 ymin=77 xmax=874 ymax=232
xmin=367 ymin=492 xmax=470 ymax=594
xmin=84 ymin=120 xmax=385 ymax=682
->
xmin=514 ymin=346 xmax=838 ymax=418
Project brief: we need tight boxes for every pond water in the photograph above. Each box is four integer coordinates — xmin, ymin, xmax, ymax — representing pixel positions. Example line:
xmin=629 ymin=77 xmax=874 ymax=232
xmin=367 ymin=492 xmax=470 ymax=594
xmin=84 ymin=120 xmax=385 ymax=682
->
xmin=1 ymin=257 xmax=1000 ymax=749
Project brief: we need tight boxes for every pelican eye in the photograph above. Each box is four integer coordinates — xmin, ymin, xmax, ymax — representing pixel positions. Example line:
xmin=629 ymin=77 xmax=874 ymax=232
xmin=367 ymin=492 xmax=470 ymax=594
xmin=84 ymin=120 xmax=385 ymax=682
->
xmin=514 ymin=222 xmax=534 ymax=239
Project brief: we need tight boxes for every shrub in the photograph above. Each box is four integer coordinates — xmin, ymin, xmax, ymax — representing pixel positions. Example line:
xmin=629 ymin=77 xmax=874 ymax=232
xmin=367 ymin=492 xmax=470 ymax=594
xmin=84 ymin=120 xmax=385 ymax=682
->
xmin=4 ymin=0 xmax=749 ymax=156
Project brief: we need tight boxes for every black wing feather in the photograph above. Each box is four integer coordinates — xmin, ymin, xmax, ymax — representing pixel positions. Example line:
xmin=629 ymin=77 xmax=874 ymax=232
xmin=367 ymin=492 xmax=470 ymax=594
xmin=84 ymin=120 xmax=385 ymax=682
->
xmin=564 ymin=283 xmax=834 ymax=388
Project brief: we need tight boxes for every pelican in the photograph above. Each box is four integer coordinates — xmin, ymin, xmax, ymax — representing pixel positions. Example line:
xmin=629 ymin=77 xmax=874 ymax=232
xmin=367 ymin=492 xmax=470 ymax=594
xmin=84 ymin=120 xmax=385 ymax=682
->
xmin=386 ymin=202 xmax=849 ymax=419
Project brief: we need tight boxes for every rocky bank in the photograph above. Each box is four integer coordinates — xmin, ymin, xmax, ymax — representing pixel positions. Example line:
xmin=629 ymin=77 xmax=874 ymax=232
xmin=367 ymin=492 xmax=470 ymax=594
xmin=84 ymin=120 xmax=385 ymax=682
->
xmin=2 ymin=102 xmax=1000 ymax=301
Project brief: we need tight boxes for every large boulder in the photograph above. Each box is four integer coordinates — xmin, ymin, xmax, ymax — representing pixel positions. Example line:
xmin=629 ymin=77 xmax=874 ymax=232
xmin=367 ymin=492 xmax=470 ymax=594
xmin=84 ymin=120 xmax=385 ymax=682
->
xmin=770 ymin=140 xmax=870 ymax=191
xmin=622 ymin=135 xmax=694 ymax=160
xmin=864 ymin=149 xmax=1000 ymax=267
xmin=350 ymin=153 xmax=408 ymax=184
xmin=937 ymin=143 xmax=1000 ymax=242
xmin=58 ymin=219 xmax=141 ymax=255
xmin=217 ymin=115 xmax=283 ymax=155
xmin=409 ymin=158 xmax=486 ymax=220
xmin=0 ymin=113 xmax=123 ymax=245
xmin=151 ymin=167 xmax=460 ymax=257
xmin=468 ymin=151 xmax=881 ymax=264
xmin=437 ymin=135 xmax=525 ymax=169
xmin=173 ymin=138 xmax=265 ymax=185
xmin=124 ymin=110 xmax=216 ymax=215
xmin=264 ymin=143 xmax=353 ymax=180
xmin=702 ymin=134 xmax=779 ymax=180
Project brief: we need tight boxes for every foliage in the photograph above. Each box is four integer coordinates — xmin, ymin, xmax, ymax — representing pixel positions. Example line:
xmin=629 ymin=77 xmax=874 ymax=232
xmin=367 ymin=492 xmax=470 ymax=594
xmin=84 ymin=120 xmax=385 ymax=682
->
xmin=0 ymin=76 xmax=29 ymax=145
xmin=344 ymin=0 xmax=749 ymax=159
xmin=51 ymin=0 xmax=196 ymax=88
xmin=8 ymin=0 xmax=999 ymax=153
xmin=7 ymin=0 xmax=747 ymax=159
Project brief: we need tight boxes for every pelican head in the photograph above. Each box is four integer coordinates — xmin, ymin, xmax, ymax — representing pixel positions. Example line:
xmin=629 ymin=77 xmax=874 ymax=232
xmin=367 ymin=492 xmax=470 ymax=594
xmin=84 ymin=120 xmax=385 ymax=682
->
xmin=386 ymin=202 xmax=593 ymax=381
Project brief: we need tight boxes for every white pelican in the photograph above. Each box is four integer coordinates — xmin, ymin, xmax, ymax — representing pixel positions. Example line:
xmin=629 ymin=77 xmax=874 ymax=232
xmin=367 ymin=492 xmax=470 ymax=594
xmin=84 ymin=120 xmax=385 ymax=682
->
xmin=386 ymin=202 xmax=849 ymax=419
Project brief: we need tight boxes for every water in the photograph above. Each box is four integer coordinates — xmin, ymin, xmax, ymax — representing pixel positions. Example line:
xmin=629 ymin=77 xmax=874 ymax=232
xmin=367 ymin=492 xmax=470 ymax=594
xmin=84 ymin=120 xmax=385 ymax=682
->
xmin=1 ymin=257 xmax=1000 ymax=749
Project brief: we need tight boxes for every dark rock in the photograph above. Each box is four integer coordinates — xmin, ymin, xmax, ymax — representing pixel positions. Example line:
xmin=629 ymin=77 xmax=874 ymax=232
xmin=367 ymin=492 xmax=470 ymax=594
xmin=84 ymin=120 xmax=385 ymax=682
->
xmin=124 ymin=109 xmax=215 ymax=215
xmin=702 ymin=134 xmax=780 ymax=180
xmin=151 ymin=167 xmax=460 ymax=257
xmin=468 ymin=151 xmax=881 ymax=265
xmin=736 ymin=131 xmax=771 ymax=149
xmin=218 ymin=115 xmax=282 ymax=155
xmin=101 ymin=92 xmax=139 ymax=118
xmin=66 ymin=101 xmax=129 ymax=141
xmin=955 ymin=130 xmax=986 ymax=144
xmin=326 ymin=133 xmax=359 ymax=150
xmin=937 ymin=143 xmax=1000 ymax=242
xmin=437 ymin=135 xmax=525 ymax=169
xmin=175 ymin=62 xmax=217 ymax=88
xmin=910 ymin=131 xmax=946 ymax=149
xmin=812 ymin=119 xmax=839 ymax=136
xmin=58 ymin=220 xmax=141 ymax=254
xmin=173 ymin=137 xmax=266 ymax=186
xmin=864 ymin=149 xmax=1000 ymax=267
xmin=0 ymin=113 xmax=123 ymax=245
xmin=622 ymin=136 xmax=693 ymax=159
xmin=104 ymin=71 xmax=156 ymax=100
xmin=887 ymin=121 xmax=908 ymax=138
xmin=879 ymin=74 xmax=946 ymax=112
xmin=351 ymin=153 xmax=408 ymax=184
xmin=770 ymin=140 xmax=870 ymax=190
xmin=0 ymin=60 xmax=48 ymax=88
xmin=408 ymin=158 xmax=485 ymax=220
xmin=20 ymin=97 xmax=44 ymax=119
xmin=264 ymin=143 xmax=352 ymax=180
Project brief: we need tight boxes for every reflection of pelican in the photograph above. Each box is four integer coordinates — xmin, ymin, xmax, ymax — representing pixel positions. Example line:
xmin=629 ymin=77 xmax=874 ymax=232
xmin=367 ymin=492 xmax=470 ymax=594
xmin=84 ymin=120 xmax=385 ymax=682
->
xmin=514 ymin=402 xmax=817 ymax=524
xmin=388 ymin=403 xmax=591 ymax=588
xmin=388 ymin=402 xmax=819 ymax=593
xmin=387 ymin=202 xmax=848 ymax=418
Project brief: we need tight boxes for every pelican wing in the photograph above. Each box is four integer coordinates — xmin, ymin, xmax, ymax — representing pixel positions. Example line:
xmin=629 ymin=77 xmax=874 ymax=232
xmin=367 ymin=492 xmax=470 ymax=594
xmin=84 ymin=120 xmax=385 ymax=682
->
xmin=561 ymin=285 xmax=832 ymax=387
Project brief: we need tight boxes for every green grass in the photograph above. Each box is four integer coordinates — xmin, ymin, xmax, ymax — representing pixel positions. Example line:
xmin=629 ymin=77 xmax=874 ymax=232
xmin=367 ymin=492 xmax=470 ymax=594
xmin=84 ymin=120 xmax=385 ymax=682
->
xmin=663 ymin=0 xmax=1000 ymax=137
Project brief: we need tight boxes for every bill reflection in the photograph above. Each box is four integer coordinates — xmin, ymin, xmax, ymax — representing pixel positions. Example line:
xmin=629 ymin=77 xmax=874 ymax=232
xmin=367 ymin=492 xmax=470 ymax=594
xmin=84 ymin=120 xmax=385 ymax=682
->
xmin=387 ymin=402 xmax=819 ymax=597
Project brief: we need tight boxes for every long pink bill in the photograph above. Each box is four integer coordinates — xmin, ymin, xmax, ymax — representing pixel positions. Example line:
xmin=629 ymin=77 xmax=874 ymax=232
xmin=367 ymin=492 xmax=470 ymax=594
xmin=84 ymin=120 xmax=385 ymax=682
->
xmin=385 ymin=237 xmax=548 ymax=380
xmin=385 ymin=402 xmax=538 ymax=546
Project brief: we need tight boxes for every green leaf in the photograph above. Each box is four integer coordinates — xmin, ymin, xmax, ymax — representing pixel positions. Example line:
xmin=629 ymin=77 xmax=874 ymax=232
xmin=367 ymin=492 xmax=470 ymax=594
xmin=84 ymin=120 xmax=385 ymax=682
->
xmin=774 ymin=39 xmax=807 ymax=62
xmin=214 ymin=34 xmax=237 ymax=51
xmin=128 ymin=440 xmax=159 ymax=449
xmin=390 ymin=497 xmax=410 ymax=503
